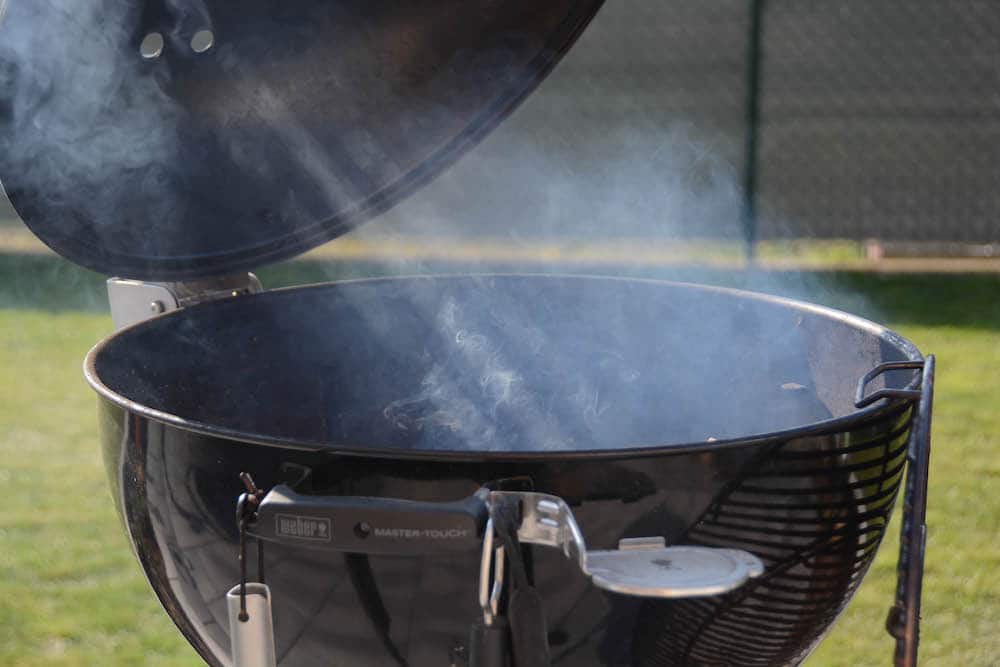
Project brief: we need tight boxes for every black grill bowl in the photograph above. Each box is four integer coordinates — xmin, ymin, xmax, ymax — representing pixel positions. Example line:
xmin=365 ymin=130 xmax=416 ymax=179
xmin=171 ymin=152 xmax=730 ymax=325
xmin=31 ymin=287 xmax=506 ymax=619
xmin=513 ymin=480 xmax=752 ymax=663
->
xmin=85 ymin=275 xmax=924 ymax=666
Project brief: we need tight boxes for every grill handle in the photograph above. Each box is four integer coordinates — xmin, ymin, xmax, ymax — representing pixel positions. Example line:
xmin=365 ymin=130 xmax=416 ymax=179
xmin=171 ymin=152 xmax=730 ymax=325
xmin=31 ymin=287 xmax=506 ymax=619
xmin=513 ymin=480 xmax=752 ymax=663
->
xmin=855 ymin=360 xmax=925 ymax=409
xmin=887 ymin=355 xmax=935 ymax=667
xmin=245 ymin=484 xmax=490 ymax=555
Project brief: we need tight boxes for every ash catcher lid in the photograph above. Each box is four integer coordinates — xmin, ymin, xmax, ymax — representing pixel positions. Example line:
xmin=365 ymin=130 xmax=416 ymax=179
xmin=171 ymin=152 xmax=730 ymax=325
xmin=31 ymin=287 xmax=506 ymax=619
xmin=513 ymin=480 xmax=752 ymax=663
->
xmin=0 ymin=0 xmax=603 ymax=280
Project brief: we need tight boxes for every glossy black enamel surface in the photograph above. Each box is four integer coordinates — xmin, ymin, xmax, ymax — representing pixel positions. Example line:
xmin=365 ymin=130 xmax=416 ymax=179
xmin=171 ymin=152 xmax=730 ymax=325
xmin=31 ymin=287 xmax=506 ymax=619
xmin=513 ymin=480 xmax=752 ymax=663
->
xmin=99 ymin=397 xmax=917 ymax=666
xmin=89 ymin=277 xmax=926 ymax=665
xmin=0 ymin=0 xmax=601 ymax=279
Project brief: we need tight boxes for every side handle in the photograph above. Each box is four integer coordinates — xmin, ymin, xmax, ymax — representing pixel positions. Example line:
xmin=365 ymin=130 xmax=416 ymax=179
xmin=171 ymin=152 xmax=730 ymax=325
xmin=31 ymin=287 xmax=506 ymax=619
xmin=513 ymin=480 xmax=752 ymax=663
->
xmin=855 ymin=360 xmax=924 ymax=409
xmin=246 ymin=484 xmax=489 ymax=556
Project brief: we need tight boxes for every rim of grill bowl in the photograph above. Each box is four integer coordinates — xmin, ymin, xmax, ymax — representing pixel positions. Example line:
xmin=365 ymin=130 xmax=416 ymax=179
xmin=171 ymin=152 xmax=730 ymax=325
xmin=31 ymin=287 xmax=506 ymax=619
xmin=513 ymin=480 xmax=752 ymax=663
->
xmin=83 ymin=274 xmax=924 ymax=462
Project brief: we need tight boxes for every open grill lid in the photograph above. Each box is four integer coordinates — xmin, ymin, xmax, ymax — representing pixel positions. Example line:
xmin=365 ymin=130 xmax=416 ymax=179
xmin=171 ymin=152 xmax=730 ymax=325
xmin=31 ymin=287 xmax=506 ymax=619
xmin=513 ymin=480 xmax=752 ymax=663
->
xmin=0 ymin=0 xmax=602 ymax=280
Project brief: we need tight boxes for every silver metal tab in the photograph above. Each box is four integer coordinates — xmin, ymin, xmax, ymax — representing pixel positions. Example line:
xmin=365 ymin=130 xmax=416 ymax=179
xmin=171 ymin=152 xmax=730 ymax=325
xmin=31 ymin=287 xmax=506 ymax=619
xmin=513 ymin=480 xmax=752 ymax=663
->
xmin=106 ymin=279 xmax=180 ymax=331
xmin=617 ymin=536 xmax=667 ymax=551
xmin=489 ymin=491 xmax=764 ymax=599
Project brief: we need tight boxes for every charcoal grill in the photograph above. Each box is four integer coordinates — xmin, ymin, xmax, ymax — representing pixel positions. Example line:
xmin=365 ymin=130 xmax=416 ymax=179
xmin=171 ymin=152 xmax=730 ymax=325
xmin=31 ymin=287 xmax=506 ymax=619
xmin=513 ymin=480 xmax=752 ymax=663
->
xmin=0 ymin=2 xmax=933 ymax=666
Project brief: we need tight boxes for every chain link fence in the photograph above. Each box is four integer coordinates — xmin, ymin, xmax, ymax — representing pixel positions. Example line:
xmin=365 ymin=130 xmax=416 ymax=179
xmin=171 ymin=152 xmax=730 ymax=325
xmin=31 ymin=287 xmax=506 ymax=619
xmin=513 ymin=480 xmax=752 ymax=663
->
xmin=758 ymin=0 xmax=1000 ymax=243
xmin=344 ymin=0 xmax=1000 ymax=246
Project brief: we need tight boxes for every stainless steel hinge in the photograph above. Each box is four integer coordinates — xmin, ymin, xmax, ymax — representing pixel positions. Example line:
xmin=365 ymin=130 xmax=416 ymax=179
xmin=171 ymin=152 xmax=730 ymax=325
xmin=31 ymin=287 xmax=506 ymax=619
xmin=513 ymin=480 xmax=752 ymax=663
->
xmin=107 ymin=273 xmax=263 ymax=330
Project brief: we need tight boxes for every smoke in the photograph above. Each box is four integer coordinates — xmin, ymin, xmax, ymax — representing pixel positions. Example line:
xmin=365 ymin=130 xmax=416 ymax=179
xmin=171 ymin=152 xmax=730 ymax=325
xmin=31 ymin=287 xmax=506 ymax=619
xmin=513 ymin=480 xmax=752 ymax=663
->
xmin=326 ymin=0 xmax=884 ymax=451
xmin=354 ymin=114 xmax=750 ymax=450
xmin=382 ymin=296 xmax=542 ymax=446
xmin=360 ymin=112 xmax=745 ymax=246
xmin=379 ymin=291 xmax=635 ymax=451
xmin=2 ymin=1 xmax=895 ymax=453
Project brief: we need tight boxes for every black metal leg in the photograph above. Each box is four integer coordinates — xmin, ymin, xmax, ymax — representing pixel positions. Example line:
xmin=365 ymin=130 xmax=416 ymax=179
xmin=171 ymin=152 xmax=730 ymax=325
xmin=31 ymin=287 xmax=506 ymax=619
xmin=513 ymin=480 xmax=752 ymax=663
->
xmin=886 ymin=355 xmax=934 ymax=667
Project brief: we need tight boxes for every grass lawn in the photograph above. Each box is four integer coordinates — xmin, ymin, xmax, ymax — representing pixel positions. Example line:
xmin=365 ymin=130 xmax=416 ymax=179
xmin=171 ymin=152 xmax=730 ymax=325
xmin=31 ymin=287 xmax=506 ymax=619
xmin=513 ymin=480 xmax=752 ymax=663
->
xmin=1 ymin=251 xmax=998 ymax=665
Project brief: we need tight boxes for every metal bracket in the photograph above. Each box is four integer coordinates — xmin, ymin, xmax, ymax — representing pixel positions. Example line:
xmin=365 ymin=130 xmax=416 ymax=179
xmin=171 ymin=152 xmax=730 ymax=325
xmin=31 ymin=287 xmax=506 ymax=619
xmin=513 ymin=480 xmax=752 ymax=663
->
xmin=107 ymin=272 xmax=262 ymax=330
xmin=489 ymin=491 xmax=764 ymax=598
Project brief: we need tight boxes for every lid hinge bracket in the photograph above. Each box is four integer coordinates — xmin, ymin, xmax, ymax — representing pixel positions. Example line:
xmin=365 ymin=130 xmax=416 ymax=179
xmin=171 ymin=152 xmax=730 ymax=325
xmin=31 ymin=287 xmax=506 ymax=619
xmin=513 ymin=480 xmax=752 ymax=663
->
xmin=107 ymin=272 xmax=262 ymax=330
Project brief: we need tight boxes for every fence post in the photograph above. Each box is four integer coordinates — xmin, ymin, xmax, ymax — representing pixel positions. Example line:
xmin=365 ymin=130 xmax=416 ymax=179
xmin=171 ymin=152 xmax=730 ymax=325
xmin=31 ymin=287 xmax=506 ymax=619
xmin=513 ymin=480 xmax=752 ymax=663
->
xmin=742 ymin=0 xmax=765 ymax=263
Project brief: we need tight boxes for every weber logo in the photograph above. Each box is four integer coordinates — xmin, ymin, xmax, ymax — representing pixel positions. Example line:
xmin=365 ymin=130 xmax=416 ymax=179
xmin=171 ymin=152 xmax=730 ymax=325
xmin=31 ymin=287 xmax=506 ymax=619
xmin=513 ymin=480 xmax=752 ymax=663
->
xmin=373 ymin=527 xmax=472 ymax=540
xmin=275 ymin=514 xmax=331 ymax=542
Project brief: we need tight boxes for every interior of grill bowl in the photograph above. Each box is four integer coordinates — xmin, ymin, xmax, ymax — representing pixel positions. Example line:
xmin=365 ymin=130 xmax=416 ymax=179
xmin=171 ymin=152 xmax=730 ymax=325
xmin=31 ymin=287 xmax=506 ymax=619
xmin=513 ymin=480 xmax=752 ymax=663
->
xmin=90 ymin=275 xmax=920 ymax=452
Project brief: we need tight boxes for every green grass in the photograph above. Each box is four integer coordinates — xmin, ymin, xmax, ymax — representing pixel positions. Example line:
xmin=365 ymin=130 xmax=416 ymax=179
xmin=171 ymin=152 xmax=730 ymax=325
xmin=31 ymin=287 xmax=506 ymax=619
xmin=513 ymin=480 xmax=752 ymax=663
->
xmin=1 ymin=252 xmax=998 ymax=665
xmin=0 ymin=309 xmax=195 ymax=666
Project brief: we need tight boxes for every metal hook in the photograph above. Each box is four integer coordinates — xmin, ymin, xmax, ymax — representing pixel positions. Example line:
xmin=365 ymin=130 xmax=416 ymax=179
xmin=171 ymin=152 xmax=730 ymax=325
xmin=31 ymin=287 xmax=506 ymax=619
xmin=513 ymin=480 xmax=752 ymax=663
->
xmin=235 ymin=473 xmax=263 ymax=623
xmin=238 ymin=512 xmax=249 ymax=622
xmin=240 ymin=472 xmax=261 ymax=498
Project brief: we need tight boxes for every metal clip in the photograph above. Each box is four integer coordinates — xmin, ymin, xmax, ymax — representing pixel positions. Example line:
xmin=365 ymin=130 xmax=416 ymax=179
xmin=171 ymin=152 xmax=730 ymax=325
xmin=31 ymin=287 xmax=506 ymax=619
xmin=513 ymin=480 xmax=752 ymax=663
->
xmin=477 ymin=518 xmax=505 ymax=626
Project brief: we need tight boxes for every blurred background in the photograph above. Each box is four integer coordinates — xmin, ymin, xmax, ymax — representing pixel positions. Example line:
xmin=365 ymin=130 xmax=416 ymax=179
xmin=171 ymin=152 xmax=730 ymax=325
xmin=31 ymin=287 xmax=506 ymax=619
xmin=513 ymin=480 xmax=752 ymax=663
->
xmin=2 ymin=1 xmax=999 ymax=665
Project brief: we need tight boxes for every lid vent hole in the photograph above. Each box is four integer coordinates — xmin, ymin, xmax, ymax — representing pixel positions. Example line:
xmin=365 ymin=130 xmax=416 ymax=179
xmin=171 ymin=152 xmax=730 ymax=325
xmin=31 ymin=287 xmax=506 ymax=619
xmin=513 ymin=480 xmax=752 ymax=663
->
xmin=139 ymin=32 xmax=164 ymax=59
xmin=191 ymin=29 xmax=215 ymax=54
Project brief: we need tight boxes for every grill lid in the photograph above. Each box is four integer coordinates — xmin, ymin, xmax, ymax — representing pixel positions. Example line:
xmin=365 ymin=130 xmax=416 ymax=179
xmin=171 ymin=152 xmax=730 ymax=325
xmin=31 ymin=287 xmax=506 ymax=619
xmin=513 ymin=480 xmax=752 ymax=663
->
xmin=0 ymin=0 xmax=601 ymax=280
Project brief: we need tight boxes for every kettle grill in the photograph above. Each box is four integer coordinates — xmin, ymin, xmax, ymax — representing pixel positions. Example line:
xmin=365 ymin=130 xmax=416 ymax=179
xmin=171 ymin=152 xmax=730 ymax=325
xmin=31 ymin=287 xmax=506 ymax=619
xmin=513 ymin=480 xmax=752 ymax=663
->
xmin=0 ymin=2 xmax=933 ymax=666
